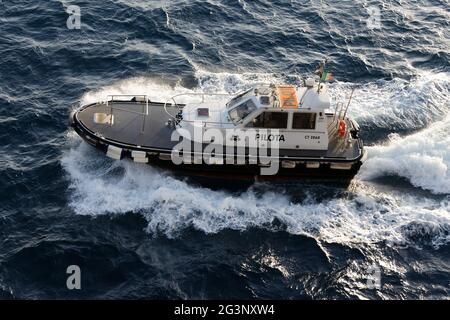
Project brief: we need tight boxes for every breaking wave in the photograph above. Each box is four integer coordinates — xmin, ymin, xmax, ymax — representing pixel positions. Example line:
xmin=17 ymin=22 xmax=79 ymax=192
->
xmin=329 ymin=71 xmax=450 ymax=131
xmin=360 ymin=114 xmax=450 ymax=194
xmin=64 ymin=71 xmax=450 ymax=247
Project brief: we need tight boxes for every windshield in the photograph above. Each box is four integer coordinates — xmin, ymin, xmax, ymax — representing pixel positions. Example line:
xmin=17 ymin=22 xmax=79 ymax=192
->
xmin=226 ymin=89 xmax=253 ymax=108
xmin=228 ymin=99 xmax=257 ymax=124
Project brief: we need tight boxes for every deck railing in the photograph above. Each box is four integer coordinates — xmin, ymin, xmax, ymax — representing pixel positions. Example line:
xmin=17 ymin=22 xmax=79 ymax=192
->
xmin=328 ymin=87 xmax=355 ymax=130
xmin=163 ymin=92 xmax=234 ymax=127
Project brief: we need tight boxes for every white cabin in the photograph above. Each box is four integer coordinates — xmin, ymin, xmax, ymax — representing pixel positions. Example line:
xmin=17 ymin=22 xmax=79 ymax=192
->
xmin=179 ymin=80 xmax=331 ymax=150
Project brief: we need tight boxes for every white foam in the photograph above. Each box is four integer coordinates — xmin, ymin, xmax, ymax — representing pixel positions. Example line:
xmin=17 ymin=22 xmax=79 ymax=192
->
xmin=116 ymin=0 xmax=168 ymax=11
xmin=80 ymin=77 xmax=189 ymax=106
xmin=64 ymin=71 xmax=450 ymax=247
xmin=79 ymin=71 xmax=273 ymax=108
xmin=61 ymin=142 xmax=450 ymax=247
xmin=360 ymin=114 xmax=450 ymax=194
xmin=328 ymin=71 xmax=450 ymax=128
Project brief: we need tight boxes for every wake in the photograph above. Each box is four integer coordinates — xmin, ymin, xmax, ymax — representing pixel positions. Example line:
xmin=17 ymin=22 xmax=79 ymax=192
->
xmin=63 ymin=70 xmax=450 ymax=247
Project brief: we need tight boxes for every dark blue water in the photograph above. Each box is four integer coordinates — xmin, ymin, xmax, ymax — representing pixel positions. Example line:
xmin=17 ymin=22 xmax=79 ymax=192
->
xmin=1 ymin=0 xmax=449 ymax=299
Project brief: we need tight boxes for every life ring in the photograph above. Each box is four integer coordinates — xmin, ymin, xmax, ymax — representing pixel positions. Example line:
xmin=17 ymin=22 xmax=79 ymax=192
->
xmin=338 ymin=120 xmax=346 ymax=138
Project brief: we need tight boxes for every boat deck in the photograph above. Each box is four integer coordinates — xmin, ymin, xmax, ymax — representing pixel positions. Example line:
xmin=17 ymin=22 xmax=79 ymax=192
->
xmin=75 ymin=101 xmax=362 ymax=160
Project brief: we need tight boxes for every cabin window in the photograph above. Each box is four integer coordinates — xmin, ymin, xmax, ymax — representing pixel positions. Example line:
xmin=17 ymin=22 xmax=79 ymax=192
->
xmin=292 ymin=113 xmax=316 ymax=130
xmin=226 ymin=89 xmax=252 ymax=108
xmin=248 ymin=112 xmax=288 ymax=129
xmin=228 ymin=99 xmax=257 ymax=123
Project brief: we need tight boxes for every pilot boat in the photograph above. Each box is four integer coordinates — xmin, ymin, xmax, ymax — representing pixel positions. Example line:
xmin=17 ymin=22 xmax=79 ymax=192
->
xmin=70 ymin=77 xmax=365 ymax=183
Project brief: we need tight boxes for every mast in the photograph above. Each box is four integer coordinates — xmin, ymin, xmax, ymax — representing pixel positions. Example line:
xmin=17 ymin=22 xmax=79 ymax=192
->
xmin=315 ymin=59 xmax=328 ymax=94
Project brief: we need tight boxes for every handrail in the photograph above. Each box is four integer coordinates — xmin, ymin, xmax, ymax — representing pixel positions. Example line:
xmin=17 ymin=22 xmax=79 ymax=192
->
xmin=163 ymin=92 xmax=233 ymax=122
xmin=329 ymin=102 xmax=343 ymax=129
xmin=329 ymin=88 xmax=356 ymax=132
xmin=106 ymin=95 xmax=148 ymax=113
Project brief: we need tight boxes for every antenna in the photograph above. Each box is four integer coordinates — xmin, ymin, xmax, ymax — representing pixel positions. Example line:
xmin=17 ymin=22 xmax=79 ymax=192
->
xmin=315 ymin=58 xmax=330 ymax=94
xmin=342 ymin=87 xmax=355 ymax=120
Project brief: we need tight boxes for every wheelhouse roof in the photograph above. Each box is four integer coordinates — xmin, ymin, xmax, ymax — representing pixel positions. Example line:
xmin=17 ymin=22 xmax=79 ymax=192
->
xmin=226 ymin=83 xmax=330 ymax=113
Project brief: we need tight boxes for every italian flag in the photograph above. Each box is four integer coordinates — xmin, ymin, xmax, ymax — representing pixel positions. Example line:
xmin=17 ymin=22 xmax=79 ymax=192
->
xmin=321 ymin=72 xmax=334 ymax=81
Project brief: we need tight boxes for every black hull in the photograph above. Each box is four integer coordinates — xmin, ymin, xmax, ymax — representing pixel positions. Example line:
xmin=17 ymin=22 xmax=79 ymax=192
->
xmin=150 ymin=159 xmax=361 ymax=183
xmin=72 ymin=119 xmax=362 ymax=185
